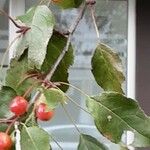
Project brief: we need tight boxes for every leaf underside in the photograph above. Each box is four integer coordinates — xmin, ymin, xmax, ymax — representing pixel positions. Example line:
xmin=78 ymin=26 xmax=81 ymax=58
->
xmin=16 ymin=5 xmax=55 ymax=69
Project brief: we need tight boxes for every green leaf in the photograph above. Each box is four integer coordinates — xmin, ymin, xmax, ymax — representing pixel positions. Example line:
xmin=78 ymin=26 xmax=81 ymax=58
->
xmin=21 ymin=104 xmax=38 ymax=127
xmin=0 ymin=86 xmax=16 ymax=118
xmin=0 ymin=123 xmax=8 ymax=132
xmin=52 ymin=0 xmax=83 ymax=9
xmin=25 ymin=114 xmax=37 ymax=127
xmin=41 ymin=31 xmax=74 ymax=92
xmin=20 ymin=126 xmax=51 ymax=150
xmin=78 ymin=134 xmax=108 ymax=150
xmin=133 ymin=133 xmax=150 ymax=147
xmin=5 ymin=51 xmax=37 ymax=96
xmin=86 ymin=92 xmax=150 ymax=144
xmin=43 ymin=88 xmax=67 ymax=109
xmin=120 ymin=146 xmax=128 ymax=150
xmin=16 ymin=5 xmax=55 ymax=69
xmin=91 ymin=43 xmax=125 ymax=93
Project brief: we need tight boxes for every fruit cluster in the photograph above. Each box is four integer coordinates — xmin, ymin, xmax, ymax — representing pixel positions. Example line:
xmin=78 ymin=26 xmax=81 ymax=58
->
xmin=0 ymin=96 xmax=54 ymax=150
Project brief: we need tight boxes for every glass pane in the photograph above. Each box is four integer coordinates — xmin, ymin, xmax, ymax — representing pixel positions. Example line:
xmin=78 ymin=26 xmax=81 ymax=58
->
xmin=25 ymin=1 xmax=128 ymax=149
xmin=0 ymin=1 xmax=9 ymax=82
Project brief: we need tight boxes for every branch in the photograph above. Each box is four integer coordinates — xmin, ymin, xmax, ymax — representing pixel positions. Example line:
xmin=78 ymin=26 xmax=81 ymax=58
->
xmin=29 ymin=2 xmax=87 ymax=106
xmin=0 ymin=9 xmax=30 ymax=35
xmin=89 ymin=4 xmax=100 ymax=39
xmin=0 ymin=9 xmax=21 ymax=28
xmin=61 ymin=104 xmax=81 ymax=134
xmin=45 ymin=2 xmax=87 ymax=80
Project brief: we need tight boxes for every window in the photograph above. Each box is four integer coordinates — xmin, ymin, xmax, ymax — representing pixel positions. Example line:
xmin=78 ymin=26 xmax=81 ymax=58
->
xmin=8 ymin=0 xmax=136 ymax=149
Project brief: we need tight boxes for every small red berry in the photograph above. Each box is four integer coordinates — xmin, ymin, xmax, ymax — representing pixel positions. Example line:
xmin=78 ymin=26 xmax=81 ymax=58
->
xmin=36 ymin=103 xmax=54 ymax=121
xmin=0 ymin=132 xmax=12 ymax=150
xmin=10 ymin=96 xmax=28 ymax=116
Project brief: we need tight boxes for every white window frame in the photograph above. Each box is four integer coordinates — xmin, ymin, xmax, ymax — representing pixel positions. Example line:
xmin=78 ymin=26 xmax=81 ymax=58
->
xmin=9 ymin=0 xmax=136 ymax=148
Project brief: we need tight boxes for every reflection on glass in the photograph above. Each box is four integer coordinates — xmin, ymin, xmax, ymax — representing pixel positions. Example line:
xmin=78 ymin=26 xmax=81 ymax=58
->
xmin=26 ymin=1 xmax=127 ymax=149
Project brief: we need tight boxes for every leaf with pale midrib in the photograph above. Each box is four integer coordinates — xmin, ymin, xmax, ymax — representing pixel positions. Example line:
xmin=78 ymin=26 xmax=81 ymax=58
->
xmin=16 ymin=5 xmax=55 ymax=69
xmin=91 ymin=43 xmax=125 ymax=94
xmin=78 ymin=134 xmax=108 ymax=150
xmin=20 ymin=126 xmax=51 ymax=150
xmin=86 ymin=92 xmax=150 ymax=145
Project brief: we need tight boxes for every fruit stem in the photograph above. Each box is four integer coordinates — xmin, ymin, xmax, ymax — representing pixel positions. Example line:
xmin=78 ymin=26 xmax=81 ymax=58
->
xmin=66 ymin=94 xmax=91 ymax=115
xmin=27 ymin=1 xmax=88 ymax=110
xmin=0 ymin=9 xmax=31 ymax=36
xmin=17 ymin=73 xmax=42 ymax=88
xmin=50 ymin=134 xmax=63 ymax=150
xmin=22 ymin=84 xmax=36 ymax=98
xmin=5 ymin=117 xmax=18 ymax=134
xmin=0 ymin=115 xmax=17 ymax=124
xmin=45 ymin=2 xmax=87 ymax=81
xmin=0 ymin=9 xmax=22 ymax=29
xmin=55 ymin=86 xmax=91 ymax=115
xmin=0 ymin=119 xmax=15 ymax=124
xmin=89 ymin=4 xmax=100 ymax=39
xmin=61 ymin=104 xmax=81 ymax=134
xmin=56 ymin=82 xmax=90 ymax=98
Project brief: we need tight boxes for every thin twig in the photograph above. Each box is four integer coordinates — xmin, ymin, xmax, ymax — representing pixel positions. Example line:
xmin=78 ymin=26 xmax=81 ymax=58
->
xmin=61 ymin=104 xmax=81 ymax=134
xmin=0 ymin=9 xmax=22 ymax=28
xmin=5 ymin=117 xmax=18 ymax=134
xmin=89 ymin=5 xmax=100 ymax=39
xmin=50 ymin=135 xmax=63 ymax=150
xmin=66 ymin=95 xmax=91 ymax=115
xmin=29 ymin=2 xmax=87 ymax=105
xmin=22 ymin=84 xmax=35 ymax=98
xmin=45 ymin=3 xmax=87 ymax=80
xmin=17 ymin=73 xmax=40 ymax=87
xmin=57 ymin=82 xmax=89 ymax=97
xmin=45 ymin=35 xmax=71 ymax=80
xmin=55 ymin=85 xmax=90 ymax=114
xmin=69 ymin=2 xmax=87 ymax=34
xmin=0 ymin=120 xmax=15 ymax=123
